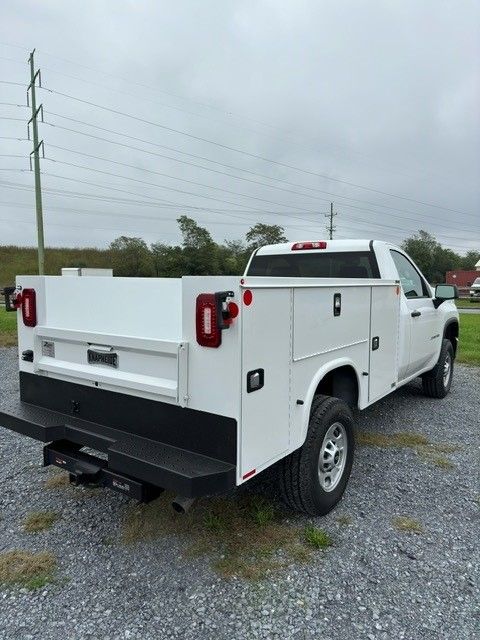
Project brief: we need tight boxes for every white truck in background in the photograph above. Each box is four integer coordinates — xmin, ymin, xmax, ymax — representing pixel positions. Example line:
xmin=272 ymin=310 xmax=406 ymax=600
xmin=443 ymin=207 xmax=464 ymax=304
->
xmin=0 ymin=239 xmax=459 ymax=516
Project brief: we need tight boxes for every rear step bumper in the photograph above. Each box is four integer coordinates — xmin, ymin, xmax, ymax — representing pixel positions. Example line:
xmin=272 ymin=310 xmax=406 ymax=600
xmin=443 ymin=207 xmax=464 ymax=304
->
xmin=0 ymin=397 xmax=236 ymax=499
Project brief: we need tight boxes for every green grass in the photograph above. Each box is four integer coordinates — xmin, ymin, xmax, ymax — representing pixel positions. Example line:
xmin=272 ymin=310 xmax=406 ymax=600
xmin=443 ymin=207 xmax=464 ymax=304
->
xmin=0 ymin=306 xmax=17 ymax=347
xmin=304 ymin=525 xmax=333 ymax=549
xmin=456 ymin=299 xmax=480 ymax=309
xmin=458 ymin=314 xmax=480 ymax=366
xmin=0 ymin=245 xmax=112 ymax=286
xmin=0 ymin=550 xmax=56 ymax=589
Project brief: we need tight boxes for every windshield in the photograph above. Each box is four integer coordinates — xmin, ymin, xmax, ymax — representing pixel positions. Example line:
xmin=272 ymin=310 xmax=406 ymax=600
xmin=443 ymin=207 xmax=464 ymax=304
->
xmin=473 ymin=278 xmax=480 ymax=286
xmin=247 ymin=251 xmax=380 ymax=278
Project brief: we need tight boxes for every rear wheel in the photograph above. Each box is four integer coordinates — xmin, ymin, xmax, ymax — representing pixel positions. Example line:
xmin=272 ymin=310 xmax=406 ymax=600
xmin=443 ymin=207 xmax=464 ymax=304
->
xmin=422 ymin=338 xmax=454 ymax=399
xmin=280 ymin=395 xmax=355 ymax=516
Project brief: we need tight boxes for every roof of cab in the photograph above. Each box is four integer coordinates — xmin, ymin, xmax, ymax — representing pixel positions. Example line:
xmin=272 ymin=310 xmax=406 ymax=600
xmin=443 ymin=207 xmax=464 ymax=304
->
xmin=256 ymin=239 xmax=379 ymax=255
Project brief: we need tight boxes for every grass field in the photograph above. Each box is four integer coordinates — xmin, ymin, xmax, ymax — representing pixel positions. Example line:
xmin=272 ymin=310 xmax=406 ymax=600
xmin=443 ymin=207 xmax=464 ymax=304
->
xmin=1 ymin=306 xmax=479 ymax=364
xmin=0 ymin=306 xmax=17 ymax=347
xmin=457 ymin=314 xmax=480 ymax=366
xmin=0 ymin=245 xmax=112 ymax=287
xmin=456 ymin=299 xmax=480 ymax=309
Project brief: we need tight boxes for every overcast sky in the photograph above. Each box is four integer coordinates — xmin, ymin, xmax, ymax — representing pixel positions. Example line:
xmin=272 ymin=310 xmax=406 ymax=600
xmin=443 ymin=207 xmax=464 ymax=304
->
xmin=0 ymin=0 xmax=479 ymax=254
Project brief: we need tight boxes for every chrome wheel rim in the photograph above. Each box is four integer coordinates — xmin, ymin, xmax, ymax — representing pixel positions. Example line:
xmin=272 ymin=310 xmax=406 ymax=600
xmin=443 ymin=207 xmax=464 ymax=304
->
xmin=318 ymin=422 xmax=347 ymax=492
xmin=443 ymin=353 xmax=452 ymax=387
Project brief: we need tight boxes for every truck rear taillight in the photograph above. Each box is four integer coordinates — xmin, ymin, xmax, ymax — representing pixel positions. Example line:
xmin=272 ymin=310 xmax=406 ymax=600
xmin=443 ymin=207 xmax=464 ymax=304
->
xmin=196 ymin=291 xmax=236 ymax=348
xmin=196 ymin=293 xmax=221 ymax=348
xmin=21 ymin=288 xmax=37 ymax=327
xmin=291 ymin=241 xmax=327 ymax=251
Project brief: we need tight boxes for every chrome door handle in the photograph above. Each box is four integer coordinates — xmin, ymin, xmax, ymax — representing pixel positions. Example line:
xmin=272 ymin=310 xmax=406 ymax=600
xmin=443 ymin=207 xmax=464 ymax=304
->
xmin=411 ymin=310 xmax=421 ymax=318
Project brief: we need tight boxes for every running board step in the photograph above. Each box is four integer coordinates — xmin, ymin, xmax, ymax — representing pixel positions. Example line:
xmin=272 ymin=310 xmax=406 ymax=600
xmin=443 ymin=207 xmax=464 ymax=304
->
xmin=43 ymin=441 xmax=162 ymax=503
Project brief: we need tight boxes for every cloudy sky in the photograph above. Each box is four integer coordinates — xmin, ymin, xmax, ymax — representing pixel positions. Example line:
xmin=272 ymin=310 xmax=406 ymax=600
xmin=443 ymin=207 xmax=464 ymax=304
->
xmin=0 ymin=0 xmax=479 ymax=253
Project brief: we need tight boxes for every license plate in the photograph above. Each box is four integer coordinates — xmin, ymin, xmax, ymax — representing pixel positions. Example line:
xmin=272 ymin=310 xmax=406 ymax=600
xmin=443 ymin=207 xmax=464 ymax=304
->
xmin=87 ymin=349 xmax=118 ymax=368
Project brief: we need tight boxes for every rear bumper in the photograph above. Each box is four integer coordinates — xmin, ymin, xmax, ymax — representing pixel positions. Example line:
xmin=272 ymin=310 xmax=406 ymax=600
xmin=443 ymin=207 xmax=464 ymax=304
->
xmin=0 ymin=373 xmax=237 ymax=499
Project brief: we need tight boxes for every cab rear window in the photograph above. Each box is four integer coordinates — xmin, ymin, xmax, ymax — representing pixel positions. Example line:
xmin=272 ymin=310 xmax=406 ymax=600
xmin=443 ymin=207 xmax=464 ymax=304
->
xmin=247 ymin=251 xmax=380 ymax=278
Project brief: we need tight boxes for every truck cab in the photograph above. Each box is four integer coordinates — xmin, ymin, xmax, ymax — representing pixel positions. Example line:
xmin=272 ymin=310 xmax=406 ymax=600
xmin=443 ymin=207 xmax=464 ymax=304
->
xmin=247 ymin=239 xmax=459 ymax=386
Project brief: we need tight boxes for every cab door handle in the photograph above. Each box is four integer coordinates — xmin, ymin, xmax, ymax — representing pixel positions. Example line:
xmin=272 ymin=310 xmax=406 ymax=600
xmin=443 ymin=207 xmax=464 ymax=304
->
xmin=411 ymin=310 xmax=421 ymax=318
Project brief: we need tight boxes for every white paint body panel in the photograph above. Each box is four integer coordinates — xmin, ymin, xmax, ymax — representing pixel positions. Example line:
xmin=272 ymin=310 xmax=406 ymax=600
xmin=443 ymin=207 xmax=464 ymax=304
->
xmin=14 ymin=240 xmax=459 ymax=487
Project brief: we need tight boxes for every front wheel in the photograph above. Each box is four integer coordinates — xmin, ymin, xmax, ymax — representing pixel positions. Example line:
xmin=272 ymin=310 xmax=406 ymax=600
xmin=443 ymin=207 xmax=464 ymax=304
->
xmin=422 ymin=338 xmax=454 ymax=399
xmin=279 ymin=395 xmax=355 ymax=516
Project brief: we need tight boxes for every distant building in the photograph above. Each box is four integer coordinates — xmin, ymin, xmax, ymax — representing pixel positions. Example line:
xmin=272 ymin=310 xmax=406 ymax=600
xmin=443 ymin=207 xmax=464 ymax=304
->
xmin=446 ymin=270 xmax=478 ymax=287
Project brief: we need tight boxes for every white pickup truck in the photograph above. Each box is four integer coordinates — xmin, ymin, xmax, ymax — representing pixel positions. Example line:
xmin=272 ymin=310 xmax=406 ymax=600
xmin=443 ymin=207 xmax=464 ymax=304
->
xmin=0 ymin=239 xmax=459 ymax=516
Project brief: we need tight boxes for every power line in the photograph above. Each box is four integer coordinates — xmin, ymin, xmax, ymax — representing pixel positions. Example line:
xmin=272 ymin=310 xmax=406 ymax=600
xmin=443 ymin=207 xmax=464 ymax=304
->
xmin=0 ymin=43 xmax=458 ymax=185
xmin=0 ymin=80 xmax=24 ymax=86
xmin=46 ymin=142 xmax=344 ymax=212
xmin=0 ymin=200 xmax=328 ymax=235
xmin=39 ymin=85 xmax=474 ymax=216
xmin=43 ymin=147 xmax=479 ymax=237
xmin=2 ymin=170 xmax=476 ymax=243
xmin=42 ymin=114 xmax=480 ymax=224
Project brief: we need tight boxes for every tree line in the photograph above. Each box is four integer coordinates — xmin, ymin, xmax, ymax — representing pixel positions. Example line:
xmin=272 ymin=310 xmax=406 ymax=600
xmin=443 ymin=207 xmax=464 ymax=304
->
xmin=110 ymin=217 xmax=287 ymax=277
xmin=1 ymin=218 xmax=477 ymax=285
xmin=110 ymin=218 xmax=479 ymax=283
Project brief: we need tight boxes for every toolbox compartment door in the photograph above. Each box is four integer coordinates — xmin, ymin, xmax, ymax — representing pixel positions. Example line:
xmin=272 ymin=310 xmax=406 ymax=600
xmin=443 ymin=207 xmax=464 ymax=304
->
xmin=240 ymin=287 xmax=291 ymax=476
xmin=368 ymin=285 xmax=400 ymax=402
xmin=33 ymin=326 xmax=188 ymax=405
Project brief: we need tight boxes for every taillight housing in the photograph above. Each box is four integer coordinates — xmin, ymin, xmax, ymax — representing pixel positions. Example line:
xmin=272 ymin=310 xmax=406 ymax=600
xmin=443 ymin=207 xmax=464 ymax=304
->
xmin=196 ymin=291 xmax=236 ymax=348
xmin=291 ymin=241 xmax=327 ymax=251
xmin=196 ymin=293 xmax=221 ymax=348
xmin=21 ymin=288 xmax=37 ymax=327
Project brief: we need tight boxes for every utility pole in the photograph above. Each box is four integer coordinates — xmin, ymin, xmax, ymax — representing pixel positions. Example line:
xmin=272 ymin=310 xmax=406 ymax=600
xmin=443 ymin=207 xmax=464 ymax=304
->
xmin=325 ymin=202 xmax=337 ymax=240
xmin=27 ymin=49 xmax=45 ymax=274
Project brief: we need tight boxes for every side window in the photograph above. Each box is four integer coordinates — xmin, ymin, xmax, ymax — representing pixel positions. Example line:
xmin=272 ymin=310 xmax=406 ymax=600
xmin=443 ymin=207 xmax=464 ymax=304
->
xmin=390 ymin=251 xmax=429 ymax=298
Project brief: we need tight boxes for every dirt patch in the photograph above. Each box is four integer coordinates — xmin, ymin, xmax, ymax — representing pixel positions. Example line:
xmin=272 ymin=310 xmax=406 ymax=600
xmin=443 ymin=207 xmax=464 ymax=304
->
xmin=122 ymin=493 xmax=329 ymax=580
xmin=357 ymin=430 xmax=458 ymax=468
xmin=44 ymin=472 xmax=70 ymax=489
xmin=23 ymin=511 xmax=59 ymax=533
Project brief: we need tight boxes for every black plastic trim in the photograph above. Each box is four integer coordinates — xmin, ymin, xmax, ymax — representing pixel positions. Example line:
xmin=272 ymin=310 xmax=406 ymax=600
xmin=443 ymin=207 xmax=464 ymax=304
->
xmin=19 ymin=372 xmax=236 ymax=464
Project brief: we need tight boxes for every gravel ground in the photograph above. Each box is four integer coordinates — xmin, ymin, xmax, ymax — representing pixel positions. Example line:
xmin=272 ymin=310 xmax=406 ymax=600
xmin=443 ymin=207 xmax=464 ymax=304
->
xmin=0 ymin=347 xmax=478 ymax=639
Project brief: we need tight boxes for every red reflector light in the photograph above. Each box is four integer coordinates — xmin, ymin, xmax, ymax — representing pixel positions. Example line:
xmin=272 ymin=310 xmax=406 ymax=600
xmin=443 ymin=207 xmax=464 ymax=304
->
xmin=196 ymin=293 xmax=221 ymax=348
xmin=243 ymin=290 xmax=253 ymax=306
xmin=291 ymin=241 xmax=327 ymax=251
xmin=227 ymin=301 xmax=239 ymax=319
xmin=242 ymin=468 xmax=256 ymax=480
xmin=21 ymin=288 xmax=37 ymax=327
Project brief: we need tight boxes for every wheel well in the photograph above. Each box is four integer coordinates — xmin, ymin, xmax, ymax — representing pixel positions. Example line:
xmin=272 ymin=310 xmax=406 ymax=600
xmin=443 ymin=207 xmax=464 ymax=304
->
xmin=314 ymin=365 xmax=359 ymax=409
xmin=444 ymin=321 xmax=459 ymax=357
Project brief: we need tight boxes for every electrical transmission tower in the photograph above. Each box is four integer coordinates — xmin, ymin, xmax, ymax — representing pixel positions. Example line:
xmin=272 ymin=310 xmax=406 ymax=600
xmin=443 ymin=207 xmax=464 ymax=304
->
xmin=325 ymin=202 xmax=337 ymax=240
xmin=27 ymin=48 xmax=45 ymax=274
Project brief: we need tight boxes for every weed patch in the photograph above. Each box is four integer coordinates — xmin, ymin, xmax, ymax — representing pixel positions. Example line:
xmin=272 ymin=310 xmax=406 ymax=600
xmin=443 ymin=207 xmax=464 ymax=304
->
xmin=0 ymin=550 xmax=56 ymax=589
xmin=122 ymin=493 xmax=332 ymax=580
xmin=392 ymin=516 xmax=424 ymax=534
xmin=304 ymin=525 xmax=333 ymax=549
xmin=357 ymin=430 xmax=458 ymax=469
xmin=44 ymin=472 xmax=70 ymax=489
xmin=23 ymin=511 xmax=59 ymax=533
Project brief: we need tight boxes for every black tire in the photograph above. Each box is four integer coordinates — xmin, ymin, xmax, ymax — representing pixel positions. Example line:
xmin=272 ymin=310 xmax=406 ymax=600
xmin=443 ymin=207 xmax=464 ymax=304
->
xmin=421 ymin=338 xmax=454 ymax=399
xmin=279 ymin=395 xmax=355 ymax=516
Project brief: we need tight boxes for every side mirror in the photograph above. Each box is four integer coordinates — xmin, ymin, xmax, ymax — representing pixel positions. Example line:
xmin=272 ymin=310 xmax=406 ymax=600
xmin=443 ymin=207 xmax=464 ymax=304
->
xmin=433 ymin=284 xmax=458 ymax=308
